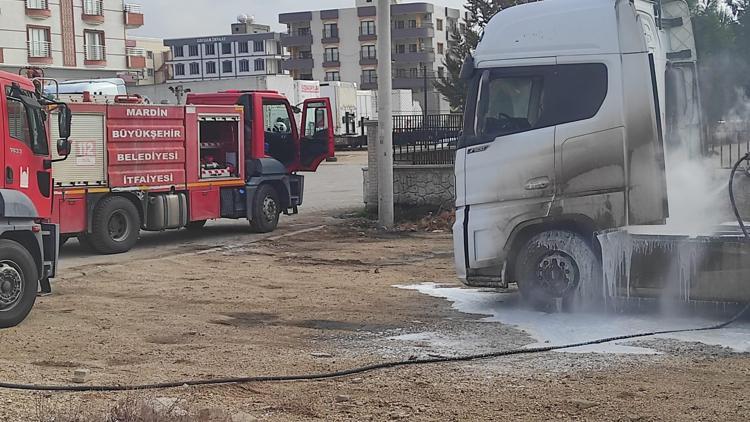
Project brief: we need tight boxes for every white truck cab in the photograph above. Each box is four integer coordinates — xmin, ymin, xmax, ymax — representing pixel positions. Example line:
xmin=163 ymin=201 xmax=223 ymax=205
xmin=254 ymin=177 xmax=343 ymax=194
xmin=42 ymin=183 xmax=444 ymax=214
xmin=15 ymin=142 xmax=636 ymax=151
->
xmin=453 ymin=0 xmax=699 ymax=306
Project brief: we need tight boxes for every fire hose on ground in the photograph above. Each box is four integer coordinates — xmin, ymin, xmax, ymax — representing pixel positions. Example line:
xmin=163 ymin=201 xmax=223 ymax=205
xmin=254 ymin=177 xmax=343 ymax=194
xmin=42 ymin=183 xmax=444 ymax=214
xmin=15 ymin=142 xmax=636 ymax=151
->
xmin=0 ymin=156 xmax=748 ymax=393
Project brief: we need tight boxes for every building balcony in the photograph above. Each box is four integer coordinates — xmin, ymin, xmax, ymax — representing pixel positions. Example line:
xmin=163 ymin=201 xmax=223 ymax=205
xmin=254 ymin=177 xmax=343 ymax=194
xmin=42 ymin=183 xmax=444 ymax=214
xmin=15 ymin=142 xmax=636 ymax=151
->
xmin=361 ymin=75 xmax=377 ymax=90
xmin=126 ymin=47 xmax=146 ymax=69
xmin=27 ymin=41 xmax=52 ymax=64
xmin=281 ymin=33 xmax=313 ymax=47
xmin=279 ymin=11 xmax=312 ymax=25
xmin=391 ymin=2 xmax=434 ymax=15
xmin=392 ymin=76 xmax=427 ymax=90
xmin=392 ymin=49 xmax=435 ymax=63
xmin=25 ymin=0 xmax=51 ymax=19
xmin=392 ymin=24 xmax=434 ymax=39
xmin=84 ymin=44 xmax=106 ymax=65
xmin=281 ymin=57 xmax=314 ymax=71
xmin=82 ymin=0 xmax=105 ymax=24
xmin=359 ymin=56 xmax=377 ymax=66
xmin=124 ymin=3 xmax=144 ymax=28
xmin=359 ymin=33 xmax=377 ymax=42
xmin=322 ymin=57 xmax=340 ymax=68
xmin=321 ymin=29 xmax=339 ymax=44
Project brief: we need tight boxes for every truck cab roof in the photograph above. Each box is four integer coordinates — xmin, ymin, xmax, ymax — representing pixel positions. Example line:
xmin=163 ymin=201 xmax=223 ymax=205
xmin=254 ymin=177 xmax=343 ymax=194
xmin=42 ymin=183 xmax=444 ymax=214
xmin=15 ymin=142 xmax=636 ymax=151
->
xmin=0 ymin=70 xmax=36 ymax=92
xmin=474 ymin=0 xmax=647 ymax=67
xmin=186 ymin=90 xmax=287 ymax=106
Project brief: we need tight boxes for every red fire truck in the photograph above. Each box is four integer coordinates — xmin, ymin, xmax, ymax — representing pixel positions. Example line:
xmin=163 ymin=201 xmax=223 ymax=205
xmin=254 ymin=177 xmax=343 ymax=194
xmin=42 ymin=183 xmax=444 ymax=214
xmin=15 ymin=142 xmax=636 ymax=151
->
xmin=51 ymin=90 xmax=334 ymax=255
xmin=0 ymin=70 xmax=71 ymax=327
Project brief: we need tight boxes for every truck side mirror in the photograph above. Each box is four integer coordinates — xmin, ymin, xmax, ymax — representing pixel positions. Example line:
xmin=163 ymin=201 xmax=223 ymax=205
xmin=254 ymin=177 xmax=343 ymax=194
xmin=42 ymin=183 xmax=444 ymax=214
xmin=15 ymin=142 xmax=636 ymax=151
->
xmin=58 ymin=104 xmax=72 ymax=140
xmin=57 ymin=138 xmax=71 ymax=158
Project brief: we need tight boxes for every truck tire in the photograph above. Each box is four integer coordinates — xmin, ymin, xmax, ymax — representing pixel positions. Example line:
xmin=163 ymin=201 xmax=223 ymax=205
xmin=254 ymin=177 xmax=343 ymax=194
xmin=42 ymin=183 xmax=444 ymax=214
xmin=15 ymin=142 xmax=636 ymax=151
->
xmin=249 ymin=184 xmax=281 ymax=233
xmin=186 ymin=220 xmax=207 ymax=231
xmin=89 ymin=196 xmax=140 ymax=255
xmin=515 ymin=230 xmax=600 ymax=310
xmin=0 ymin=239 xmax=39 ymax=328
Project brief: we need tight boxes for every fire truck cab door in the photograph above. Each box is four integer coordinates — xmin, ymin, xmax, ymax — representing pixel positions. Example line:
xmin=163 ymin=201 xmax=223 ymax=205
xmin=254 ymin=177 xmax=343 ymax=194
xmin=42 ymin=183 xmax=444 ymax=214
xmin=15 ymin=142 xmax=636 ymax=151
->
xmin=298 ymin=98 xmax=334 ymax=172
xmin=1 ymin=85 xmax=52 ymax=219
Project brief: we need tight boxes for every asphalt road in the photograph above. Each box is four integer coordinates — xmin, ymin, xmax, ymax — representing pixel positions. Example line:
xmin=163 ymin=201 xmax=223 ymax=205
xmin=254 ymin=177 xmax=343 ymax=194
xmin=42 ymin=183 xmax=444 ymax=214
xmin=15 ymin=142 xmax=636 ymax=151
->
xmin=58 ymin=150 xmax=367 ymax=270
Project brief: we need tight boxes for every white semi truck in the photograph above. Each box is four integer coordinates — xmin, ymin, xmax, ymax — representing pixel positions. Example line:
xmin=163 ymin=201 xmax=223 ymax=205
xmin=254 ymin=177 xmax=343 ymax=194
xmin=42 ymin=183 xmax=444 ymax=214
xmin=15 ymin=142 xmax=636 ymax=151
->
xmin=453 ymin=0 xmax=706 ymax=306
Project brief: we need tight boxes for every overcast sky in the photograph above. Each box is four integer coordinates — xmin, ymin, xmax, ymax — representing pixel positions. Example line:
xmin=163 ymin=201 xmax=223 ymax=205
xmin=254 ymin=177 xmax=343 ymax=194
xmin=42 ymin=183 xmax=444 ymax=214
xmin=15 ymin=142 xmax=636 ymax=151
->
xmin=130 ymin=0 xmax=465 ymax=39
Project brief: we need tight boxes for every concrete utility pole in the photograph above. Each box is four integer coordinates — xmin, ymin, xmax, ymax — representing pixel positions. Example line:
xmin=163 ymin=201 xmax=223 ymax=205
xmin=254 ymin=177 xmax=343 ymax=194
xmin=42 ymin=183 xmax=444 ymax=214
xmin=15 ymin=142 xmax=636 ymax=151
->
xmin=376 ymin=0 xmax=394 ymax=228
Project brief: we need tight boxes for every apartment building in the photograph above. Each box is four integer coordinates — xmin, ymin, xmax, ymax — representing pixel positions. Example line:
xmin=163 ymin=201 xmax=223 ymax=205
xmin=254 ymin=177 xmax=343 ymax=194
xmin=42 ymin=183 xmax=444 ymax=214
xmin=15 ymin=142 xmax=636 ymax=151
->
xmin=164 ymin=30 xmax=285 ymax=83
xmin=127 ymin=37 xmax=170 ymax=85
xmin=0 ymin=0 xmax=144 ymax=80
xmin=279 ymin=0 xmax=460 ymax=113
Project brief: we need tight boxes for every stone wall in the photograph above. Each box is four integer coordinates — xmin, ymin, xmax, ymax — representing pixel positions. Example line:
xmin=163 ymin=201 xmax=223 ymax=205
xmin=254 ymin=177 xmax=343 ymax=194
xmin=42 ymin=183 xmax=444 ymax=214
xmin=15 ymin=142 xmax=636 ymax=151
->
xmin=363 ymin=120 xmax=456 ymax=210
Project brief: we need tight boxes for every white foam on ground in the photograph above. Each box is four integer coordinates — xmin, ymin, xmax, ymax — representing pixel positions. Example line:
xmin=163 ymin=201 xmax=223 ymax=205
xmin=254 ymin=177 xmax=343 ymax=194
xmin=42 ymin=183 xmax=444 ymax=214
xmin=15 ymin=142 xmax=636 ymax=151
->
xmin=396 ymin=283 xmax=750 ymax=354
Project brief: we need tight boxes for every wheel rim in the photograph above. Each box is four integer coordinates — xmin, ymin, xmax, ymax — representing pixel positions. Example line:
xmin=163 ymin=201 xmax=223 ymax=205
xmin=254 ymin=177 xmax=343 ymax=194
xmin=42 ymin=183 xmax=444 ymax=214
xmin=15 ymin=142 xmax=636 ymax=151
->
xmin=261 ymin=195 xmax=278 ymax=223
xmin=535 ymin=251 xmax=580 ymax=297
xmin=0 ymin=261 xmax=24 ymax=312
xmin=108 ymin=210 xmax=130 ymax=242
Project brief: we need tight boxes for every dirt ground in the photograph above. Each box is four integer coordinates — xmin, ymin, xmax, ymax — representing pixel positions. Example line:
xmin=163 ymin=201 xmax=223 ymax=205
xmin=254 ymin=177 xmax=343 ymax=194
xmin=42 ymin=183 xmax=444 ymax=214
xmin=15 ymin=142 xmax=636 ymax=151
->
xmin=0 ymin=219 xmax=748 ymax=421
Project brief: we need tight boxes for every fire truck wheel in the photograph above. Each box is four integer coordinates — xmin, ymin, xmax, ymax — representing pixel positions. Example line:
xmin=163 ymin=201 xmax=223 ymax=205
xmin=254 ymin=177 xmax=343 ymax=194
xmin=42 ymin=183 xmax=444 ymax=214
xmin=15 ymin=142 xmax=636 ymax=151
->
xmin=250 ymin=184 xmax=281 ymax=233
xmin=186 ymin=220 xmax=207 ymax=231
xmin=89 ymin=196 xmax=140 ymax=254
xmin=515 ymin=230 xmax=600 ymax=310
xmin=0 ymin=239 xmax=39 ymax=328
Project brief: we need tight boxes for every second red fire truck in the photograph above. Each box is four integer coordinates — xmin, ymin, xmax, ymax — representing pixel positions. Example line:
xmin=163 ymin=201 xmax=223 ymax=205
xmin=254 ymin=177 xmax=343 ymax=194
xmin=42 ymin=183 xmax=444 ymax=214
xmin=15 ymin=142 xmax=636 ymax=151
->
xmin=51 ymin=91 xmax=334 ymax=254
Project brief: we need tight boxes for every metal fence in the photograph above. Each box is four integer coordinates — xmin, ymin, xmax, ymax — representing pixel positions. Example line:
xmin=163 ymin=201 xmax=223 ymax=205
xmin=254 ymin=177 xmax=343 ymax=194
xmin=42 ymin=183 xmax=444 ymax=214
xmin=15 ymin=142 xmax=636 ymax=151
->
xmin=709 ymin=122 xmax=750 ymax=169
xmin=392 ymin=114 xmax=462 ymax=165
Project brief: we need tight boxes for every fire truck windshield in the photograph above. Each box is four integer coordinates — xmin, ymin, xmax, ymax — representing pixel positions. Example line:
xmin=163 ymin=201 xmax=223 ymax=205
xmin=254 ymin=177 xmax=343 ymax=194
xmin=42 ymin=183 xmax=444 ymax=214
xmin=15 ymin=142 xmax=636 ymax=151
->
xmin=5 ymin=86 xmax=49 ymax=156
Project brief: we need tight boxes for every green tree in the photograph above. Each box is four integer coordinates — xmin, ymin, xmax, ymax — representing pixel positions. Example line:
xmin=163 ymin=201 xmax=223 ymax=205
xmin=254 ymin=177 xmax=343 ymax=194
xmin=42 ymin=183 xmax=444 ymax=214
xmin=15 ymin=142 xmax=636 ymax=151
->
xmin=434 ymin=1 xmax=530 ymax=111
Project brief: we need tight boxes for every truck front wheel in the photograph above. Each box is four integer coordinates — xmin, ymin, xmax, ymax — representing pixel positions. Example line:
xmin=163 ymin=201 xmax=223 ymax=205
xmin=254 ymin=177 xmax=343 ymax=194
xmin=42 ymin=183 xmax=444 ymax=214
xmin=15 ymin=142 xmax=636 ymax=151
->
xmin=89 ymin=196 xmax=140 ymax=254
xmin=515 ymin=230 xmax=600 ymax=310
xmin=249 ymin=184 xmax=281 ymax=233
xmin=0 ymin=240 xmax=39 ymax=328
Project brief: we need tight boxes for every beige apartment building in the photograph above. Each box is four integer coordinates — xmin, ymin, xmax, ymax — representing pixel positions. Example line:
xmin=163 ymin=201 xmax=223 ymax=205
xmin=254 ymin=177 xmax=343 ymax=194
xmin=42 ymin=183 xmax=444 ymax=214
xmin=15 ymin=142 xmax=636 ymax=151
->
xmin=0 ymin=0 xmax=144 ymax=80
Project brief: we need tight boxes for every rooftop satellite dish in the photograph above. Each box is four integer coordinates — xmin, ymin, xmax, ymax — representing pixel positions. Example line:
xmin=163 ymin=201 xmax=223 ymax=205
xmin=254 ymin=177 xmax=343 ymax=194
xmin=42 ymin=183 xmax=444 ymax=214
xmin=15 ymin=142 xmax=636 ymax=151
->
xmin=237 ymin=13 xmax=249 ymax=23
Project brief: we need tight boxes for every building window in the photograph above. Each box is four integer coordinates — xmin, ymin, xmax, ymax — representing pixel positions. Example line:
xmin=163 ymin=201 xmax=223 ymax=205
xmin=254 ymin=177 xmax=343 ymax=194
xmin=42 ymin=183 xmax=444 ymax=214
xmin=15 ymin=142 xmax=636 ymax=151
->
xmin=147 ymin=50 xmax=154 ymax=59
xmin=362 ymin=69 xmax=377 ymax=84
xmin=437 ymin=43 xmax=444 ymax=55
xmin=27 ymin=26 xmax=51 ymax=58
xmin=323 ymin=23 xmax=338 ymax=39
xmin=361 ymin=44 xmax=376 ymax=59
xmin=438 ymin=66 xmax=444 ymax=78
xmin=408 ymin=20 xmax=417 ymax=28
xmin=173 ymin=45 xmax=184 ymax=58
xmin=324 ymin=47 xmax=339 ymax=63
xmin=410 ymin=67 xmax=418 ymax=78
xmin=360 ymin=21 xmax=376 ymax=36
xmin=299 ymin=50 xmax=313 ymax=59
xmin=254 ymin=58 xmax=265 ymax=71
xmin=296 ymin=27 xmax=311 ymax=36
xmin=409 ymin=44 xmax=419 ymax=53
xmin=222 ymin=42 xmax=232 ymax=55
xmin=189 ymin=62 xmax=200 ymax=75
xmin=175 ymin=63 xmax=185 ymax=76
xmin=396 ymin=44 xmax=405 ymax=54
xmin=222 ymin=60 xmax=233 ymax=73
xmin=147 ymin=68 xmax=154 ymax=77
xmin=239 ymin=59 xmax=250 ymax=72
xmin=253 ymin=40 xmax=264 ymax=52
xmin=436 ymin=19 xmax=443 ymax=31
xmin=238 ymin=42 xmax=249 ymax=54
xmin=26 ymin=0 xmax=48 ymax=10
xmin=84 ymin=30 xmax=105 ymax=61
xmin=395 ymin=20 xmax=404 ymax=29
xmin=205 ymin=44 xmax=216 ymax=55
xmin=325 ymin=71 xmax=340 ymax=82
xmin=206 ymin=61 xmax=216 ymax=74
xmin=83 ymin=0 xmax=103 ymax=15
xmin=188 ymin=44 xmax=199 ymax=56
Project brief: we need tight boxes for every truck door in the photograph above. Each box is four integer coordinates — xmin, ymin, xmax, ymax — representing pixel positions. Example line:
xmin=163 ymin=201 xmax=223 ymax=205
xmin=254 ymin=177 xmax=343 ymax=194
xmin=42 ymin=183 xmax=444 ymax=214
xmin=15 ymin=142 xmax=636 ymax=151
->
xmin=299 ymin=98 xmax=334 ymax=172
xmin=2 ymin=85 xmax=52 ymax=218
xmin=459 ymin=66 xmax=555 ymax=268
